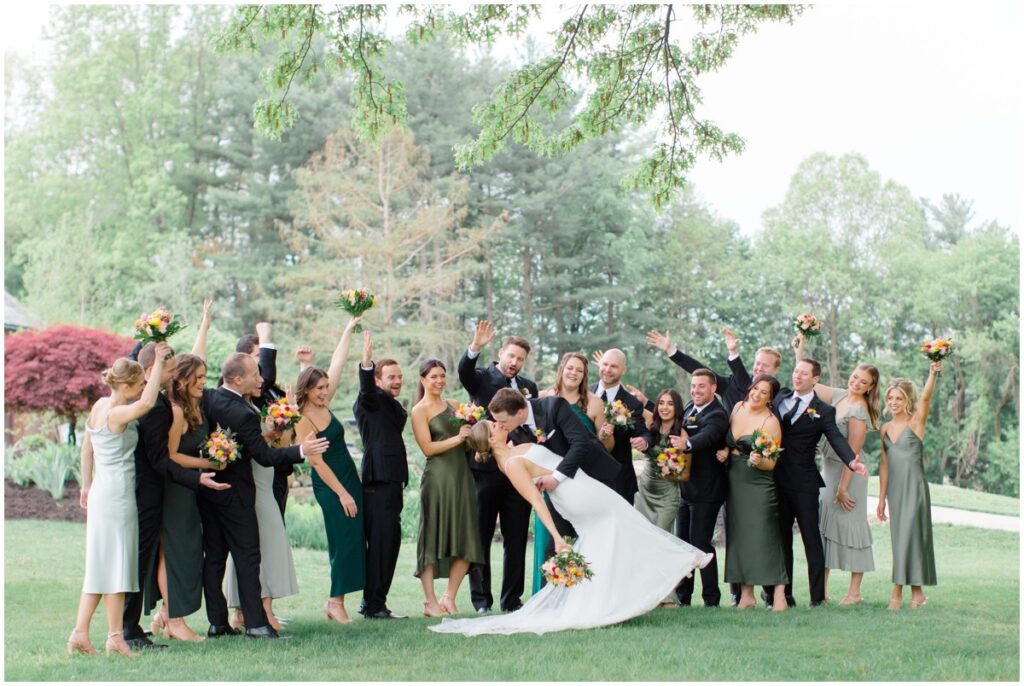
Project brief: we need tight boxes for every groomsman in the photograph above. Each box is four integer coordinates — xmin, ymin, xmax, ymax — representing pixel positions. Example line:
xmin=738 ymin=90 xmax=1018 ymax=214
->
xmin=766 ymin=357 xmax=866 ymax=608
xmin=122 ymin=343 xmax=230 ymax=649
xmin=354 ymin=332 xmax=409 ymax=620
xmin=458 ymin=320 xmax=538 ymax=614
xmin=200 ymin=353 xmax=328 ymax=638
xmin=671 ymin=369 xmax=729 ymax=607
xmin=591 ymin=349 xmax=651 ymax=503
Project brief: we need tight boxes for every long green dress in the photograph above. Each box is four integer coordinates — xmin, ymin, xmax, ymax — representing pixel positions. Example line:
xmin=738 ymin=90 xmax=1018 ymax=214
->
xmin=883 ymin=426 xmax=937 ymax=586
xmin=724 ymin=431 xmax=789 ymax=586
xmin=819 ymin=389 xmax=875 ymax=573
xmin=144 ymin=415 xmax=207 ymax=618
xmin=415 ymin=406 xmax=485 ymax=578
xmin=530 ymin=403 xmax=596 ymax=594
xmin=634 ymin=431 xmax=681 ymax=532
xmin=312 ymin=412 xmax=366 ymax=596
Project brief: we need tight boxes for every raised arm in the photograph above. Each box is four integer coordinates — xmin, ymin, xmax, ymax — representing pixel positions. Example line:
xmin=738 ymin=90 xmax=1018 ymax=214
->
xmin=108 ymin=342 xmax=171 ymax=432
xmin=356 ymin=331 xmax=380 ymax=412
xmin=325 ymin=317 xmax=360 ymax=402
xmin=912 ymin=361 xmax=942 ymax=437
xmin=411 ymin=405 xmax=471 ymax=458
xmin=191 ymin=298 xmax=213 ymax=359
xmin=648 ymin=329 xmax=729 ymax=387
xmin=458 ymin=320 xmax=494 ymax=395
xmin=791 ymin=331 xmax=838 ymax=403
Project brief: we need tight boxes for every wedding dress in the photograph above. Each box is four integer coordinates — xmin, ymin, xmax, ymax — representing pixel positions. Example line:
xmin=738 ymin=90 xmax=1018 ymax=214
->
xmin=429 ymin=444 xmax=713 ymax=635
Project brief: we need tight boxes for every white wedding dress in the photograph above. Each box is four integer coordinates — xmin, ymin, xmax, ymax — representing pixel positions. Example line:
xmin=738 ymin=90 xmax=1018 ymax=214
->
xmin=429 ymin=445 xmax=713 ymax=636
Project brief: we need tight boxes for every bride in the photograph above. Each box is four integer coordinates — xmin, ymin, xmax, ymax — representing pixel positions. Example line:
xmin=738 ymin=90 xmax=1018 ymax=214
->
xmin=429 ymin=420 xmax=713 ymax=636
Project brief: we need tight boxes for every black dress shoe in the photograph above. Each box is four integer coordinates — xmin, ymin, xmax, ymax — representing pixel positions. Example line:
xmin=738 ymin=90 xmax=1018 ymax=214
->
xmin=245 ymin=625 xmax=286 ymax=639
xmin=760 ymin=589 xmax=772 ymax=607
xmin=365 ymin=608 xmax=408 ymax=620
xmin=475 ymin=607 xmax=492 ymax=615
xmin=125 ymin=636 xmax=167 ymax=650
xmin=809 ymin=600 xmax=825 ymax=608
xmin=502 ymin=604 xmax=523 ymax=614
xmin=207 ymin=624 xmax=241 ymax=638
xmin=730 ymin=594 xmax=741 ymax=607
xmin=786 ymin=596 xmax=797 ymax=608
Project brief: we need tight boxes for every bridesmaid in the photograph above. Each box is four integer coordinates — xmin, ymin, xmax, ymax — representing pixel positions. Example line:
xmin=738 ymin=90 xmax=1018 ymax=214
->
xmin=68 ymin=343 xmax=170 ymax=657
xmin=293 ymin=317 xmax=365 ymax=624
xmin=793 ymin=334 xmax=879 ymax=604
xmin=634 ymin=389 xmax=687 ymax=533
xmin=410 ymin=359 xmax=485 ymax=617
xmin=723 ymin=374 xmax=788 ymax=613
xmin=533 ymin=352 xmax=612 ymax=592
xmin=877 ymin=362 xmax=941 ymax=610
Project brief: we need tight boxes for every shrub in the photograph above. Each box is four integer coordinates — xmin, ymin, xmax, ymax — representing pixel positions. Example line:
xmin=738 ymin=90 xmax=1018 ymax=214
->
xmin=285 ymin=499 xmax=327 ymax=550
xmin=8 ymin=442 xmax=80 ymax=499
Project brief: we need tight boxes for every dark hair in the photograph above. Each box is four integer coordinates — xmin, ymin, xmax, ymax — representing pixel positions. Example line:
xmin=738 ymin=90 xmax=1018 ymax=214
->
xmin=648 ymin=389 xmax=686 ymax=441
xmin=691 ymin=368 xmax=717 ymax=386
xmin=375 ymin=358 xmax=400 ymax=381
xmin=295 ymin=366 xmax=328 ymax=410
xmin=488 ymin=387 xmax=528 ymax=416
xmin=221 ymin=352 xmax=252 ymax=385
xmin=553 ymin=352 xmax=590 ymax=415
xmin=502 ymin=336 xmax=532 ymax=354
xmin=138 ymin=342 xmax=175 ymax=371
xmin=169 ymin=354 xmax=206 ymax=432
xmin=415 ymin=359 xmax=446 ymax=404
xmin=744 ymin=373 xmax=781 ymax=404
xmin=236 ymin=334 xmax=259 ymax=354
xmin=798 ymin=357 xmax=822 ymax=377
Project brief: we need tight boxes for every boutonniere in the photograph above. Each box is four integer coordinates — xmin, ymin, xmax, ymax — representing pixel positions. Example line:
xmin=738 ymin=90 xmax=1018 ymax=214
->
xmin=805 ymin=407 xmax=819 ymax=420
xmin=521 ymin=387 xmax=532 ymax=399
xmin=534 ymin=428 xmax=547 ymax=444
xmin=685 ymin=414 xmax=699 ymax=428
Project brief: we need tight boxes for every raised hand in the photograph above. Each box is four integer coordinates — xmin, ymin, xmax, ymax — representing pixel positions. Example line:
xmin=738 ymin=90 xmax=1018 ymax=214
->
xmin=645 ymin=330 xmax=673 ymax=354
xmin=722 ymin=326 xmax=740 ymax=356
xmin=344 ymin=316 xmax=361 ymax=335
xmin=301 ymin=433 xmax=330 ymax=458
xmin=199 ymin=472 xmax=231 ymax=491
xmin=295 ymin=346 xmax=314 ymax=369
xmin=591 ymin=349 xmax=605 ymax=366
xmin=201 ymin=298 xmax=213 ymax=326
xmin=930 ymin=360 xmax=944 ymax=374
xmin=470 ymin=320 xmax=496 ymax=352
xmin=154 ymin=341 xmax=173 ymax=362
xmin=361 ymin=331 xmax=372 ymax=367
xmin=255 ymin=321 xmax=272 ymax=344
xmin=624 ymin=383 xmax=648 ymax=407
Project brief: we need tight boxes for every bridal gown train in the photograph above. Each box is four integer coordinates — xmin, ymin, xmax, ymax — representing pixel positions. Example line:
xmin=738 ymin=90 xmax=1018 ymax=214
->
xmin=429 ymin=445 xmax=713 ymax=636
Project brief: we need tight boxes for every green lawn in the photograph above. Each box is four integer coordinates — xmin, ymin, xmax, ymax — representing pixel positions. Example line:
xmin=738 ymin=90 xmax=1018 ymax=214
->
xmin=867 ymin=476 xmax=1020 ymax=517
xmin=4 ymin=519 xmax=1018 ymax=681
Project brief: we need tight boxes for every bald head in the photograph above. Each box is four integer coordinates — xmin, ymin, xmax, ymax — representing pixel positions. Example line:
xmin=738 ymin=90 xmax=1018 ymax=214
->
xmin=598 ymin=348 xmax=627 ymax=386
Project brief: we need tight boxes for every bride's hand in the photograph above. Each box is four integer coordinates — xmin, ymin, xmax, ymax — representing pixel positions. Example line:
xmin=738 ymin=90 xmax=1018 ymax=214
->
xmin=555 ymin=538 xmax=572 ymax=554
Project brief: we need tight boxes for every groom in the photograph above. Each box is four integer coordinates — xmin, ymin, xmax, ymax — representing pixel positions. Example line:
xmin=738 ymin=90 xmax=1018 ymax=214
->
xmin=767 ymin=357 xmax=867 ymax=608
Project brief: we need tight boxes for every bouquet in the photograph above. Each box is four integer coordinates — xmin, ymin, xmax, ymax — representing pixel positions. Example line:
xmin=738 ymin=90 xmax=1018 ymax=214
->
xmin=204 ymin=427 xmax=241 ymax=466
xmin=261 ymin=397 xmax=302 ymax=433
xmin=541 ymin=539 xmax=593 ymax=589
xmin=604 ymin=399 xmax=635 ymax=429
xmin=920 ymin=337 xmax=953 ymax=362
xmin=654 ymin=446 xmax=691 ymax=482
xmin=336 ymin=288 xmax=376 ymax=332
xmin=747 ymin=428 xmax=783 ymax=469
xmin=449 ymin=402 xmax=486 ymax=427
xmin=793 ymin=312 xmax=822 ymax=337
xmin=133 ymin=307 xmax=186 ymax=345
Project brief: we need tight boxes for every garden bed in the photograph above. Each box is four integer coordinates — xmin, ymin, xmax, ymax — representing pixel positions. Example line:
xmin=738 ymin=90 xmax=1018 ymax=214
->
xmin=4 ymin=479 xmax=86 ymax=523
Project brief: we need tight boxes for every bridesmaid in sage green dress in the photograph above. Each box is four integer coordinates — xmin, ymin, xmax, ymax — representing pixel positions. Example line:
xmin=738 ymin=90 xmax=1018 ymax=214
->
xmin=634 ymin=389 xmax=686 ymax=532
xmin=723 ymin=374 xmax=788 ymax=612
xmin=410 ymin=359 xmax=485 ymax=617
xmin=533 ymin=353 xmax=612 ymax=593
xmin=294 ymin=317 xmax=365 ymax=624
xmin=877 ymin=362 xmax=942 ymax=610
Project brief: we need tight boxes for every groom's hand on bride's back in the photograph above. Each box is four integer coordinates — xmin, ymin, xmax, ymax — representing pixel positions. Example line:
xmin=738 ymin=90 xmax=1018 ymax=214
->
xmin=536 ymin=475 xmax=559 ymax=492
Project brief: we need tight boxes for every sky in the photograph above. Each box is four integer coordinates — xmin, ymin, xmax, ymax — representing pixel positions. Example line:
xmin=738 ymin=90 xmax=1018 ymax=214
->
xmin=4 ymin=2 xmax=1021 ymax=235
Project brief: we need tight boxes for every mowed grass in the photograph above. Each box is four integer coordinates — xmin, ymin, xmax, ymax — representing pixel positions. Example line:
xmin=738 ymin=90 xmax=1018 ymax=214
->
xmin=866 ymin=476 xmax=1020 ymax=517
xmin=4 ymin=519 xmax=1018 ymax=681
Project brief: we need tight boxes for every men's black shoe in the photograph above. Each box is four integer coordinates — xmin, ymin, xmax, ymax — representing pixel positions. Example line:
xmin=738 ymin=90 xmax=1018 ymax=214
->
xmin=704 ymin=603 xmax=720 ymax=608
xmin=730 ymin=594 xmax=741 ymax=607
xmin=207 ymin=624 xmax=241 ymax=638
xmin=475 ymin=607 xmax=492 ymax=615
xmin=677 ymin=600 xmax=692 ymax=607
xmin=245 ymin=625 xmax=286 ymax=639
xmin=786 ymin=596 xmax=797 ymax=608
xmin=760 ymin=589 xmax=772 ymax=607
xmin=809 ymin=600 xmax=826 ymax=608
xmin=125 ymin=636 xmax=167 ymax=650
xmin=502 ymin=604 xmax=523 ymax=614
xmin=365 ymin=608 xmax=408 ymax=620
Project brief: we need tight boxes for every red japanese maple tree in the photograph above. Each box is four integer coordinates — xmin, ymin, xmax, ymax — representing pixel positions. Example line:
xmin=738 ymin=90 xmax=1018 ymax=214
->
xmin=4 ymin=325 xmax=135 ymax=443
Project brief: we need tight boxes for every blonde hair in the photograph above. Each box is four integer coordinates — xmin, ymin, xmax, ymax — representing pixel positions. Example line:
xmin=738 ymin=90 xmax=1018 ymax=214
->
xmin=467 ymin=421 xmax=494 ymax=463
xmin=884 ymin=377 xmax=917 ymax=416
xmin=755 ymin=347 xmax=783 ymax=370
xmin=101 ymin=358 xmax=144 ymax=388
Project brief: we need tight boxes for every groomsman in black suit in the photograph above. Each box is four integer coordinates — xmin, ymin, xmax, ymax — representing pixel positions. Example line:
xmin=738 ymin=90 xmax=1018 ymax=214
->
xmin=200 ymin=352 xmax=328 ymax=639
xmin=591 ymin=349 xmax=651 ymax=503
xmin=354 ymin=332 xmax=409 ymax=620
xmin=122 ymin=343 xmax=230 ymax=650
xmin=488 ymin=388 xmax=620 ymax=556
xmin=458 ymin=320 xmax=539 ymax=614
xmin=766 ymin=357 xmax=866 ymax=608
xmin=672 ymin=369 xmax=729 ymax=607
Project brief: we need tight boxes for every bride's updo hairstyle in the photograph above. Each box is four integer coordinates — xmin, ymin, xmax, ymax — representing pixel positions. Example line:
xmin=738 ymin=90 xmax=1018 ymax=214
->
xmin=101 ymin=358 xmax=144 ymax=389
xmin=467 ymin=421 xmax=493 ymax=463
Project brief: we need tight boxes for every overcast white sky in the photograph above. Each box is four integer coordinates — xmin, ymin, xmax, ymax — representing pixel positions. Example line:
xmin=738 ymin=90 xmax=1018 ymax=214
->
xmin=4 ymin=3 xmax=1021 ymax=234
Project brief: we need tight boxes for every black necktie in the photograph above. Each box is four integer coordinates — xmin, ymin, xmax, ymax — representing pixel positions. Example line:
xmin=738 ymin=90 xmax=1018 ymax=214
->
xmin=518 ymin=426 xmax=538 ymax=444
xmin=600 ymin=389 xmax=608 ymax=403
xmin=782 ymin=397 xmax=801 ymax=425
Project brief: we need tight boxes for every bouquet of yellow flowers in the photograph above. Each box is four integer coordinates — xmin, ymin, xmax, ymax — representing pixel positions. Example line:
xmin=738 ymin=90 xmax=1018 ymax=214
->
xmin=261 ymin=397 xmax=302 ymax=432
xmin=920 ymin=337 xmax=953 ymax=362
xmin=541 ymin=539 xmax=593 ymax=589
xmin=604 ymin=399 xmax=635 ymax=429
xmin=133 ymin=307 xmax=186 ymax=345
xmin=204 ymin=427 xmax=240 ymax=466
xmin=747 ymin=428 xmax=782 ymax=469
xmin=654 ymin=446 xmax=691 ymax=482
xmin=794 ymin=312 xmax=822 ymax=337
xmin=336 ymin=288 xmax=376 ymax=332
xmin=449 ymin=402 xmax=486 ymax=427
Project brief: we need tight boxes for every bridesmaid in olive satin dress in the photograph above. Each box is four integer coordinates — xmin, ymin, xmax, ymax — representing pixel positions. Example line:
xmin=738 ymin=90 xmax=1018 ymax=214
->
xmin=634 ymin=390 xmax=687 ymax=533
xmin=877 ymin=362 xmax=942 ymax=610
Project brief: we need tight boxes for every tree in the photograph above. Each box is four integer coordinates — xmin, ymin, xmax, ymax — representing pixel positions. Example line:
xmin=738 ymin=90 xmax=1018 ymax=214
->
xmin=4 ymin=326 xmax=135 ymax=444
xmin=219 ymin=4 xmax=807 ymax=206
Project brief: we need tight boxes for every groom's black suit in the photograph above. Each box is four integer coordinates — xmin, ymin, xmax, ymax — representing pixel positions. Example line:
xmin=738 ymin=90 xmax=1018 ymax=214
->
xmin=771 ymin=389 xmax=857 ymax=605
xmin=199 ymin=387 xmax=304 ymax=629
xmin=458 ymin=351 xmax=539 ymax=612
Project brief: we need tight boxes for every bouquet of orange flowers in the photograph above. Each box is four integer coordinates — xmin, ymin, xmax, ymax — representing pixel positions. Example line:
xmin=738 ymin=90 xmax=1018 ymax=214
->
xmin=261 ymin=397 xmax=302 ymax=433
xmin=133 ymin=307 xmax=186 ymax=344
xmin=449 ymin=402 xmax=486 ymax=427
xmin=794 ymin=312 xmax=822 ymax=338
xmin=336 ymin=288 xmax=376 ymax=332
xmin=604 ymin=399 xmax=635 ymax=429
xmin=920 ymin=337 xmax=953 ymax=362
xmin=654 ymin=446 xmax=691 ymax=482
xmin=541 ymin=539 xmax=593 ymax=589
xmin=204 ymin=427 xmax=240 ymax=466
xmin=747 ymin=428 xmax=783 ymax=469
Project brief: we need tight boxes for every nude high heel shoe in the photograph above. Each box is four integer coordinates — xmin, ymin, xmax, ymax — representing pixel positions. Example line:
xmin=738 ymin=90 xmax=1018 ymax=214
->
xmin=66 ymin=629 xmax=98 ymax=655
xmin=104 ymin=631 xmax=137 ymax=658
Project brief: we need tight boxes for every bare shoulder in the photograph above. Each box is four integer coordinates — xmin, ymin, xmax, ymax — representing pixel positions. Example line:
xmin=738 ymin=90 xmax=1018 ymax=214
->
xmin=538 ymin=387 xmax=555 ymax=398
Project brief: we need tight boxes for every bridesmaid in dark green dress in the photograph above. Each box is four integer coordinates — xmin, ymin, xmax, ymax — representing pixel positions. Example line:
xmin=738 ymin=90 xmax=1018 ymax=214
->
xmin=410 ymin=359 xmax=485 ymax=617
xmin=724 ymin=374 xmax=789 ymax=612
xmin=294 ymin=317 xmax=365 ymax=624
xmin=877 ymin=362 xmax=942 ymax=610
xmin=532 ymin=353 xmax=613 ymax=594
